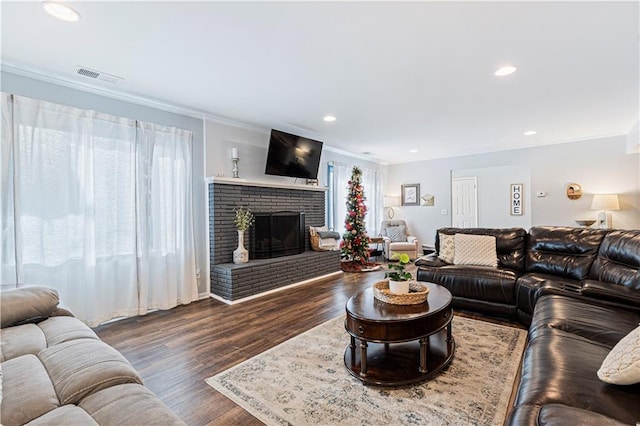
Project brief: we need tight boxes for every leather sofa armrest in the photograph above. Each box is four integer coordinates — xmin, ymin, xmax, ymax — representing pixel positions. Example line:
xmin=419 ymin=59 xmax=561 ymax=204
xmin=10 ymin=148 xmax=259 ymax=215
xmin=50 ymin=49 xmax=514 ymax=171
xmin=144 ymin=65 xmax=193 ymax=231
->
xmin=581 ymin=280 xmax=640 ymax=307
xmin=407 ymin=236 xmax=418 ymax=244
xmin=415 ymin=253 xmax=446 ymax=268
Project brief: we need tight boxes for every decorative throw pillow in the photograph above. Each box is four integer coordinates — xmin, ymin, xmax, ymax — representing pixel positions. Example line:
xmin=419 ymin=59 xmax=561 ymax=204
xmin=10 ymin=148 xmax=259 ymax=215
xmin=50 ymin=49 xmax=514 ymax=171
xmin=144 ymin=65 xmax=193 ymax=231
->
xmin=438 ymin=233 xmax=455 ymax=264
xmin=597 ymin=325 xmax=640 ymax=385
xmin=453 ymin=234 xmax=498 ymax=267
xmin=385 ymin=226 xmax=407 ymax=242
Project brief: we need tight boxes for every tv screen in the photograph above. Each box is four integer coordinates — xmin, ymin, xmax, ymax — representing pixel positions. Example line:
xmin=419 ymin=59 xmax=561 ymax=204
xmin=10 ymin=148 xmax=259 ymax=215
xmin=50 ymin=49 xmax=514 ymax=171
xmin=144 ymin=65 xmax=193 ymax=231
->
xmin=265 ymin=129 xmax=323 ymax=180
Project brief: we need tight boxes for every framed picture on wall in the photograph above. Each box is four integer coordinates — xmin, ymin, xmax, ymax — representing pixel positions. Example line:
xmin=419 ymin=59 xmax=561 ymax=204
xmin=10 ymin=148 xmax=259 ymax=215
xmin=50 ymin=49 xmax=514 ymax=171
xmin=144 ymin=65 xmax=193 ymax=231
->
xmin=510 ymin=183 xmax=524 ymax=215
xmin=401 ymin=184 xmax=420 ymax=206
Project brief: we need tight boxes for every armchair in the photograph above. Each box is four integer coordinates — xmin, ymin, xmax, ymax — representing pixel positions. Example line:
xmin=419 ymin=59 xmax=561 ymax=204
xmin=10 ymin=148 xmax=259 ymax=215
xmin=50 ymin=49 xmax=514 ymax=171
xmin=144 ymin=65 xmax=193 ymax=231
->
xmin=380 ymin=220 xmax=419 ymax=260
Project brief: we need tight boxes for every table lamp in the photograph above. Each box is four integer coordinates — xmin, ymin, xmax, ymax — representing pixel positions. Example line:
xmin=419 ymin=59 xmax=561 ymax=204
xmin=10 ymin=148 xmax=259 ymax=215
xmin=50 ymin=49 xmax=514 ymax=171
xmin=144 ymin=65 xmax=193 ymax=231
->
xmin=590 ymin=194 xmax=620 ymax=229
xmin=383 ymin=196 xmax=401 ymax=219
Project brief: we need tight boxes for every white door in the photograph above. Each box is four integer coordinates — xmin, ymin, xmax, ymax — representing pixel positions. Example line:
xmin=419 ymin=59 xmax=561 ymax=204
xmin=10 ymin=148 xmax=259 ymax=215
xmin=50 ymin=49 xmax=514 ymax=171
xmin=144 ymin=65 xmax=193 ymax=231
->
xmin=452 ymin=177 xmax=478 ymax=227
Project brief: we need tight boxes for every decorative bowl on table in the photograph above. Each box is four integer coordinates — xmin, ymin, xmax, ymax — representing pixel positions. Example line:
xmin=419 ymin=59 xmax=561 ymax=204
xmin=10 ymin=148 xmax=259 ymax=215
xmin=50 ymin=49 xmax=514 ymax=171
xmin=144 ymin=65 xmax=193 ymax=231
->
xmin=575 ymin=219 xmax=596 ymax=227
xmin=373 ymin=280 xmax=429 ymax=305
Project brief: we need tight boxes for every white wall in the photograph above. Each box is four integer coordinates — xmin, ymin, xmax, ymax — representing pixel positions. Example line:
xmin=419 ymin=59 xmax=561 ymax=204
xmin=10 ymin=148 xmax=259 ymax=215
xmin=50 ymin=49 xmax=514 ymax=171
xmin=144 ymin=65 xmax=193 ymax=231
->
xmin=204 ymin=119 xmax=382 ymax=188
xmin=386 ymin=135 xmax=640 ymax=247
xmin=452 ymin=165 xmax=532 ymax=229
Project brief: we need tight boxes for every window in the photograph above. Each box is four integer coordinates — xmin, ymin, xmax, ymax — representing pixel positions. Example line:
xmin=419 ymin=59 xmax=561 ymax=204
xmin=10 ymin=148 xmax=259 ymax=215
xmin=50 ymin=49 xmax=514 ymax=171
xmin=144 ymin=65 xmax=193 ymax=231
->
xmin=2 ymin=94 xmax=198 ymax=326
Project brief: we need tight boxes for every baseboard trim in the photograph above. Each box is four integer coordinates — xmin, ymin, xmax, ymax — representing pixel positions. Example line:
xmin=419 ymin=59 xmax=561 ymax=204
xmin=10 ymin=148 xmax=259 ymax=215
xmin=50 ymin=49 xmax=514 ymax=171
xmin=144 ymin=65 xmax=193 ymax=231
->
xmin=208 ymin=270 xmax=343 ymax=305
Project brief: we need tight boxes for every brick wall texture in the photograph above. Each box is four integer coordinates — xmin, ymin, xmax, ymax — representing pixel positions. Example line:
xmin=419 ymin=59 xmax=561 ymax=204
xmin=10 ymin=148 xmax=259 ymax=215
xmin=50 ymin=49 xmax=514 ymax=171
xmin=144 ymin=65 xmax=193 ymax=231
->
xmin=209 ymin=182 xmax=339 ymax=300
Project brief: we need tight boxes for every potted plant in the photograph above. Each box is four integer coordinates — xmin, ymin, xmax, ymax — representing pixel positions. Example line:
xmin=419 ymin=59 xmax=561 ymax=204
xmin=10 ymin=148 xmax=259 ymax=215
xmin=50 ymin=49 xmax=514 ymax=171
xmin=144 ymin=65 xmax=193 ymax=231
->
xmin=385 ymin=253 xmax=413 ymax=294
xmin=233 ymin=207 xmax=255 ymax=264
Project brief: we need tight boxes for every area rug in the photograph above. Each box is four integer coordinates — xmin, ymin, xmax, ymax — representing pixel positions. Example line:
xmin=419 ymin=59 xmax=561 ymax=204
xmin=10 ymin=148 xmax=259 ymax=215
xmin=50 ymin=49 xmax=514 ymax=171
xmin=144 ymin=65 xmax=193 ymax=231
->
xmin=206 ymin=315 xmax=527 ymax=425
xmin=340 ymin=260 xmax=383 ymax=272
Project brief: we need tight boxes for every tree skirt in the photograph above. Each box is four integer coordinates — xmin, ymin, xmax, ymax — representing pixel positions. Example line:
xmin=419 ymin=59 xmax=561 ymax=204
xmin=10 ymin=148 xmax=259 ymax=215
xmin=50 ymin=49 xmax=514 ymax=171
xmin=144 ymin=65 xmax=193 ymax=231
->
xmin=340 ymin=260 xmax=383 ymax=272
xmin=206 ymin=315 xmax=527 ymax=426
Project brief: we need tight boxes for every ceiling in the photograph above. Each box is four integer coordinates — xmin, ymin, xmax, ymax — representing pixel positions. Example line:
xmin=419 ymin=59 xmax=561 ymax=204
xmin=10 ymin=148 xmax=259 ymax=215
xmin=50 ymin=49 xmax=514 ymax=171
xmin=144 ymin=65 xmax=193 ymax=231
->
xmin=2 ymin=1 xmax=638 ymax=164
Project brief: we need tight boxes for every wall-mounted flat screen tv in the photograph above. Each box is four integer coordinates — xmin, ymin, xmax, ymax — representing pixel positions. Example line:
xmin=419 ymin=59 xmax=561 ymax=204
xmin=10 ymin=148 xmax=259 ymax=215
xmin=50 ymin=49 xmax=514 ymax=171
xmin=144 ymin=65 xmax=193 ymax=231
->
xmin=265 ymin=129 xmax=323 ymax=180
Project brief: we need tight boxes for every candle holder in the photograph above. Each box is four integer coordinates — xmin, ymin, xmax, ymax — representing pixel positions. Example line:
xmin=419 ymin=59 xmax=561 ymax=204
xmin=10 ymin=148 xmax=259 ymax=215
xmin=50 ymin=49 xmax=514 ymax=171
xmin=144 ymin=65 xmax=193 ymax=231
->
xmin=232 ymin=157 xmax=239 ymax=178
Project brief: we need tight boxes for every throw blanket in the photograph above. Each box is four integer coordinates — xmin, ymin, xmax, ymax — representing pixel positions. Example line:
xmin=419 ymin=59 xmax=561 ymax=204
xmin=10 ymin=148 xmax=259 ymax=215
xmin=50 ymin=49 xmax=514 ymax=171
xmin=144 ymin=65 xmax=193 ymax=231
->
xmin=318 ymin=231 xmax=340 ymax=239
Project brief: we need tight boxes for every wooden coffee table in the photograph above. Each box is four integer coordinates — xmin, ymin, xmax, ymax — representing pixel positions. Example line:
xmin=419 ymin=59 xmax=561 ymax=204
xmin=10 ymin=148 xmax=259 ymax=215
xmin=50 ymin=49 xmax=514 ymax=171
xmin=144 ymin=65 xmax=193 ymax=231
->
xmin=344 ymin=282 xmax=455 ymax=386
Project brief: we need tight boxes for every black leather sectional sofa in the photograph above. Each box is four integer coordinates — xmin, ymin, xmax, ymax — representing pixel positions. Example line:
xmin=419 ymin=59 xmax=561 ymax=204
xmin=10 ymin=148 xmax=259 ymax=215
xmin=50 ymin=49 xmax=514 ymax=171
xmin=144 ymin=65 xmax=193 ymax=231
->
xmin=416 ymin=226 xmax=640 ymax=425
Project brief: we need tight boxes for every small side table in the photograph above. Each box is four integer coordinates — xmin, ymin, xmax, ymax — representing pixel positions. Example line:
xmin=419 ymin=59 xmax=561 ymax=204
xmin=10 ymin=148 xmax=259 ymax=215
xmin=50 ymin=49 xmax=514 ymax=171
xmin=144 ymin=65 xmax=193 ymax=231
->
xmin=369 ymin=237 xmax=384 ymax=261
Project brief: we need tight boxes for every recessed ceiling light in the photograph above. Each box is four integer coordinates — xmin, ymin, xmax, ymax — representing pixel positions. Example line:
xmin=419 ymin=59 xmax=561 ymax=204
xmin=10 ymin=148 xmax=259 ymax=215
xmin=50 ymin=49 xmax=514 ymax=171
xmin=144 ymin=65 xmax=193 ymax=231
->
xmin=494 ymin=66 xmax=517 ymax=77
xmin=42 ymin=1 xmax=80 ymax=22
xmin=323 ymin=115 xmax=336 ymax=122
xmin=409 ymin=149 xmax=418 ymax=153
xmin=523 ymin=130 xmax=537 ymax=136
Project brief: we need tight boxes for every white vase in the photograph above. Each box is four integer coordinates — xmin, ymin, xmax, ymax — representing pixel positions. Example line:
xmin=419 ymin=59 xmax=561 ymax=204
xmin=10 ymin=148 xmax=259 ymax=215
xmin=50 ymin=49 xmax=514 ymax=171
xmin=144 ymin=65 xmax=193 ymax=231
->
xmin=233 ymin=230 xmax=249 ymax=264
xmin=389 ymin=280 xmax=410 ymax=294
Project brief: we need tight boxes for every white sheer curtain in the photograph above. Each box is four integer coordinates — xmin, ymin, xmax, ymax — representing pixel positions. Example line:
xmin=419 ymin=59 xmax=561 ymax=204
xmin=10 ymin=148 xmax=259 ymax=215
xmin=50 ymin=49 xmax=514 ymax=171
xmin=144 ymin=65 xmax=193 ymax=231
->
xmin=137 ymin=122 xmax=198 ymax=312
xmin=361 ymin=167 xmax=384 ymax=237
xmin=329 ymin=162 xmax=383 ymax=240
xmin=330 ymin=161 xmax=350 ymax=235
xmin=1 ymin=94 xmax=197 ymax=326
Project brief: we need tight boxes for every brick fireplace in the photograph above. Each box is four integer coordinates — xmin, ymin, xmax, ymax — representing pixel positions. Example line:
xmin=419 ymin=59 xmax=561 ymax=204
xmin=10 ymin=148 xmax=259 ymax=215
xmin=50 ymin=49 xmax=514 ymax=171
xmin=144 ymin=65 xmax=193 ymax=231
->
xmin=208 ymin=178 xmax=341 ymax=302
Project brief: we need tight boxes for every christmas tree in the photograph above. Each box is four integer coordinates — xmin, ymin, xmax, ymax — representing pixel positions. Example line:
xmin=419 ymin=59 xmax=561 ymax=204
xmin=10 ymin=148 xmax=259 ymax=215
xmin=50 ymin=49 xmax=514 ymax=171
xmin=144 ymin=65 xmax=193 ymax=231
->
xmin=340 ymin=166 xmax=371 ymax=268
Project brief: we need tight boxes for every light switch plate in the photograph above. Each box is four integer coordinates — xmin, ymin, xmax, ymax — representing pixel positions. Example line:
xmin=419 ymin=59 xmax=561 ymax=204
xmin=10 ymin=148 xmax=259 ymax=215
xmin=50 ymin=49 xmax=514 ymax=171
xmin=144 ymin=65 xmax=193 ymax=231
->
xmin=440 ymin=209 xmax=448 ymax=215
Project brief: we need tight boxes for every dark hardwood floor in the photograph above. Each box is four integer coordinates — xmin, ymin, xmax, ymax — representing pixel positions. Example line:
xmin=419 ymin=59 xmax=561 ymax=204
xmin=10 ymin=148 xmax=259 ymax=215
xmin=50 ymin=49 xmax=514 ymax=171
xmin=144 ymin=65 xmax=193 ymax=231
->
xmin=94 ymin=268 xmax=386 ymax=425
xmin=94 ymin=265 xmax=522 ymax=425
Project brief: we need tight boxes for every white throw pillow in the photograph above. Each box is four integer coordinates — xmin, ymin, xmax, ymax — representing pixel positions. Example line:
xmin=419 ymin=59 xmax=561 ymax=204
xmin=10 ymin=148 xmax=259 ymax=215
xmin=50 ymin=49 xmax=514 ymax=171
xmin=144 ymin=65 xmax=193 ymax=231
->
xmin=438 ymin=233 xmax=455 ymax=264
xmin=386 ymin=226 xmax=407 ymax=242
xmin=597 ymin=325 xmax=640 ymax=385
xmin=453 ymin=234 xmax=498 ymax=267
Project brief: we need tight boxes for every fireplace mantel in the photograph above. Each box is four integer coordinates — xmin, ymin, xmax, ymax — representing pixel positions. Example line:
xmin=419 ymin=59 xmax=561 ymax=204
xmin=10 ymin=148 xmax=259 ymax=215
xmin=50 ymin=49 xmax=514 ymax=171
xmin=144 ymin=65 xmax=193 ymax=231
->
xmin=206 ymin=176 xmax=328 ymax=192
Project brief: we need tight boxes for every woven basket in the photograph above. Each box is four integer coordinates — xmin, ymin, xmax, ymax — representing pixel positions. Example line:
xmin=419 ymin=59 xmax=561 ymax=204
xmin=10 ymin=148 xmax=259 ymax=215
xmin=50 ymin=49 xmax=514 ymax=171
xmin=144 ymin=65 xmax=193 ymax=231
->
xmin=373 ymin=280 xmax=429 ymax=305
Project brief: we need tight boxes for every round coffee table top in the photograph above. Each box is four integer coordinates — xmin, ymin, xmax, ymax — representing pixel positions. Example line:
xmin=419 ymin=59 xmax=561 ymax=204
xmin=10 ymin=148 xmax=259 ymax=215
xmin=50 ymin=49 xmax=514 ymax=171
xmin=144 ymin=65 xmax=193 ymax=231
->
xmin=346 ymin=282 xmax=452 ymax=322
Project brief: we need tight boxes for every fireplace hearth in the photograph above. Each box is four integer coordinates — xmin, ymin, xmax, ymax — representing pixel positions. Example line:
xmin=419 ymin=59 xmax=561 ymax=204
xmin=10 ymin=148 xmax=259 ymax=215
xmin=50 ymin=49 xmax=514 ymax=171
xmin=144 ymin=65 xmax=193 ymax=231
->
xmin=250 ymin=211 xmax=305 ymax=259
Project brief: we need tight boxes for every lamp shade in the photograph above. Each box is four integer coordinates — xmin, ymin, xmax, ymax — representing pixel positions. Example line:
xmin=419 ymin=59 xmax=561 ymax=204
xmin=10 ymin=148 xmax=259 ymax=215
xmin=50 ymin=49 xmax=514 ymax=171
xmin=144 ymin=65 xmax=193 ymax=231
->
xmin=383 ymin=196 xmax=401 ymax=208
xmin=590 ymin=194 xmax=620 ymax=211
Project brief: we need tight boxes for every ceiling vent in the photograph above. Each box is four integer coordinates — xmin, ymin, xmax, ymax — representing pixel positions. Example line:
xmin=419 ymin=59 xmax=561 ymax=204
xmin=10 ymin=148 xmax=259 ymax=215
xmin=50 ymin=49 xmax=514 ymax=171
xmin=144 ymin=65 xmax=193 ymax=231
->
xmin=76 ymin=66 xmax=123 ymax=85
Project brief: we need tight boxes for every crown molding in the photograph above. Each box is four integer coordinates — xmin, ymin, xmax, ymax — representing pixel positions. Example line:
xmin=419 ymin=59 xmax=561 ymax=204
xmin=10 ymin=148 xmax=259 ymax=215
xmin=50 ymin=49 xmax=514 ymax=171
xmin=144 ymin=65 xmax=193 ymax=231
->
xmin=1 ymin=62 xmax=264 ymax=132
xmin=322 ymin=144 xmax=384 ymax=164
xmin=1 ymin=62 xmax=385 ymax=164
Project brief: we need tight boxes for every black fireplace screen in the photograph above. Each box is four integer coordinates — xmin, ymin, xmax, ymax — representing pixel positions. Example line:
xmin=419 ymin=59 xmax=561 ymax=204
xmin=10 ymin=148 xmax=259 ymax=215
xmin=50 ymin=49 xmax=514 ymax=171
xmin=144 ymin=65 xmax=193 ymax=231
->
xmin=250 ymin=211 xmax=305 ymax=259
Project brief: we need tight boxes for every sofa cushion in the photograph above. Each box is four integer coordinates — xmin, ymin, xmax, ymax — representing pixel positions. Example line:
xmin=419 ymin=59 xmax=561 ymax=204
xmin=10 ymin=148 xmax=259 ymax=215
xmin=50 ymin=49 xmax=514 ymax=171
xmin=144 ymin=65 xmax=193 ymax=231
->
xmin=37 ymin=316 xmax=100 ymax=346
xmin=507 ymin=403 xmax=628 ymax=426
xmin=38 ymin=338 xmax=143 ymax=405
xmin=0 ymin=286 xmax=60 ymax=328
xmin=437 ymin=227 xmax=526 ymax=271
xmin=453 ymin=233 xmax=498 ymax=267
xmin=0 ymin=324 xmax=46 ymax=362
xmin=25 ymin=405 xmax=98 ymax=425
xmin=529 ymin=295 xmax=640 ymax=348
xmin=526 ymin=226 xmax=609 ymax=281
xmin=79 ymin=383 xmax=185 ymax=425
xmin=438 ymin=233 xmax=455 ymax=263
xmin=598 ymin=325 xmax=640 ymax=385
xmin=581 ymin=279 xmax=640 ymax=308
xmin=589 ymin=229 xmax=640 ymax=288
xmin=0 ymin=354 xmax=60 ymax=425
xmin=417 ymin=265 xmax=518 ymax=305
xmin=515 ymin=328 xmax=640 ymax=424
